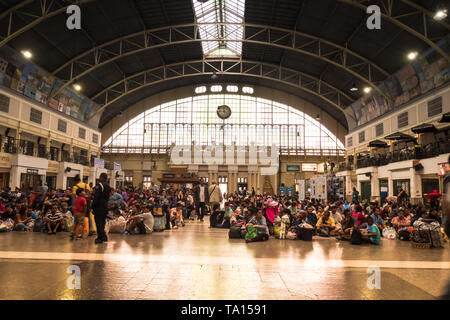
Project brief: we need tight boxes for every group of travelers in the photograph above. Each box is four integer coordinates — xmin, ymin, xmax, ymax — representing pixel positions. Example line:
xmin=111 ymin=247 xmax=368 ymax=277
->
xmin=0 ymin=175 xmax=448 ymax=248
xmin=0 ymin=173 xmax=111 ymax=244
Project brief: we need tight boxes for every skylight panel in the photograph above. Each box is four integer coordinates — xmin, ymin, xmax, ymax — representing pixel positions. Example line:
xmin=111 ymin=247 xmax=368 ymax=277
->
xmin=193 ymin=0 xmax=245 ymax=57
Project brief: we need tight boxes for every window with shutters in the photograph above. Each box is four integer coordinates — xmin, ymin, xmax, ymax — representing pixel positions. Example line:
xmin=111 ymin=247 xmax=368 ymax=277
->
xmin=78 ymin=127 xmax=86 ymax=139
xmin=30 ymin=108 xmax=42 ymax=124
xmin=397 ymin=112 xmax=408 ymax=128
xmin=358 ymin=131 xmax=365 ymax=143
xmin=375 ymin=123 xmax=383 ymax=137
xmin=427 ymin=97 xmax=442 ymax=118
xmin=0 ymin=94 xmax=9 ymax=113
xmin=57 ymin=119 xmax=67 ymax=133
xmin=92 ymin=133 xmax=99 ymax=144
xmin=347 ymin=136 xmax=353 ymax=147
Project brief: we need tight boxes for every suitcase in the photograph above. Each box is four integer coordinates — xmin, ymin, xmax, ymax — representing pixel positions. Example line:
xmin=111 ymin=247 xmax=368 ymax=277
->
xmin=153 ymin=215 xmax=166 ymax=232
xmin=229 ymin=224 xmax=243 ymax=239
xmin=299 ymin=228 xmax=313 ymax=241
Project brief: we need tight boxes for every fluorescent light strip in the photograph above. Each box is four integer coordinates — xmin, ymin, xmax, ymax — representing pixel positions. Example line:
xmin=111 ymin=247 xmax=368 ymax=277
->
xmin=193 ymin=0 xmax=245 ymax=57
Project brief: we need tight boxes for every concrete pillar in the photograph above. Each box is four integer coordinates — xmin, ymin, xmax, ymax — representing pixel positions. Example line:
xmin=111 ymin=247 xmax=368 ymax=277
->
xmin=134 ymin=170 xmax=143 ymax=189
xmin=371 ymin=171 xmax=380 ymax=203
xmin=345 ymin=173 xmax=353 ymax=202
xmin=248 ymin=172 xmax=254 ymax=191
xmin=46 ymin=134 xmax=51 ymax=156
xmin=208 ymin=171 xmax=213 ymax=184
xmin=228 ymin=172 xmax=234 ymax=194
xmin=256 ymin=171 xmax=260 ymax=195
xmin=410 ymin=167 xmax=422 ymax=204
xmin=387 ymin=170 xmax=393 ymax=197
xmin=69 ymin=139 xmax=74 ymax=161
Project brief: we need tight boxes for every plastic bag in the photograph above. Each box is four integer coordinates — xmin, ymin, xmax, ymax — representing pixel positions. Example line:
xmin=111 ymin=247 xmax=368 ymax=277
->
xmin=383 ymin=227 xmax=397 ymax=239
xmin=245 ymin=225 xmax=258 ymax=241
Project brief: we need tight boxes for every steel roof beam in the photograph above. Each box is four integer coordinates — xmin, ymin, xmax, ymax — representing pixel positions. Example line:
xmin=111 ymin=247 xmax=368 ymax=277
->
xmin=49 ymin=23 xmax=390 ymax=100
xmin=87 ymin=59 xmax=356 ymax=122
xmin=0 ymin=0 xmax=96 ymax=48
xmin=337 ymin=0 xmax=450 ymax=62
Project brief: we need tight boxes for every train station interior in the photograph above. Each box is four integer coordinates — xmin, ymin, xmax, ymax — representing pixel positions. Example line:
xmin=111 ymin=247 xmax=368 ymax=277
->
xmin=0 ymin=0 xmax=449 ymax=301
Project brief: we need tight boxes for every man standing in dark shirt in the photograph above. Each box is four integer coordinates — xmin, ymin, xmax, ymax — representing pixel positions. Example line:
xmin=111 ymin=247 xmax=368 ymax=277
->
xmin=92 ymin=173 xmax=111 ymax=244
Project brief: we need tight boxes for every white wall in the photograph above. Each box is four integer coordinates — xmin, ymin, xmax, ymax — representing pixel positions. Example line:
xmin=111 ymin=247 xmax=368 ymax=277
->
xmin=345 ymin=85 xmax=450 ymax=152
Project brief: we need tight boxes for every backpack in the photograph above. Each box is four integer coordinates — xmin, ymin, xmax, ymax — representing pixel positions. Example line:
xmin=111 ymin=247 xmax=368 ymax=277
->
xmin=398 ymin=229 xmax=411 ymax=241
xmin=33 ymin=217 xmax=46 ymax=232
xmin=229 ymin=224 xmax=243 ymax=239
xmin=351 ymin=228 xmax=363 ymax=245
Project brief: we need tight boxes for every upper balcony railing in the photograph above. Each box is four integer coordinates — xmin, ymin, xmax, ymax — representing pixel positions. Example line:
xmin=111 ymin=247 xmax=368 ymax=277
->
xmin=354 ymin=141 xmax=450 ymax=169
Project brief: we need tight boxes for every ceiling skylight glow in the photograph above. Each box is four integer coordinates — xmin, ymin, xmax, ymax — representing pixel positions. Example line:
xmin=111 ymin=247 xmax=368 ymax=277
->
xmin=193 ymin=0 xmax=245 ymax=57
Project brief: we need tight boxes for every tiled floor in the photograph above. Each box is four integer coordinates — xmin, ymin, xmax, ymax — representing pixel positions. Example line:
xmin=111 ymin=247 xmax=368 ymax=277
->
xmin=0 ymin=219 xmax=449 ymax=300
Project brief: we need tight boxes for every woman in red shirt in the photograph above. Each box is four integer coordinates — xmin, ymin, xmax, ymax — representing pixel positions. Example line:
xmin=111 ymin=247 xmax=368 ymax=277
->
xmin=352 ymin=205 xmax=366 ymax=227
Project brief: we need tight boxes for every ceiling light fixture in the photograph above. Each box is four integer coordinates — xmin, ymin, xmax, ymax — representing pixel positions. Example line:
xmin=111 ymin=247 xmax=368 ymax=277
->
xmin=433 ymin=9 xmax=447 ymax=21
xmin=211 ymin=71 xmax=218 ymax=80
xmin=350 ymin=83 xmax=358 ymax=92
xmin=73 ymin=83 xmax=82 ymax=91
xmin=364 ymin=87 xmax=372 ymax=94
xmin=21 ymin=50 xmax=32 ymax=59
xmin=407 ymin=51 xmax=418 ymax=61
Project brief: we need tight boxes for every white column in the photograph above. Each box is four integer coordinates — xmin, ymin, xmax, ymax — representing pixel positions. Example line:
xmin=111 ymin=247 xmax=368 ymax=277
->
xmin=387 ymin=170 xmax=393 ymax=197
xmin=371 ymin=171 xmax=380 ymax=202
xmin=410 ymin=167 xmax=422 ymax=204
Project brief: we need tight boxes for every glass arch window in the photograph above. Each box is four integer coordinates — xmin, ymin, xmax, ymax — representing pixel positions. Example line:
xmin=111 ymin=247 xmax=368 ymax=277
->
xmin=195 ymin=86 xmax=207 ymax=94
xmin=242 ymin=86 xmax=254 ymax=94
xmin=103 ymin=94 xmax=345 ymax=156
xmin=210 ymin=85 xmax=223 ymax=92
xmin=226 ymin=85 xmax=239 ymax=93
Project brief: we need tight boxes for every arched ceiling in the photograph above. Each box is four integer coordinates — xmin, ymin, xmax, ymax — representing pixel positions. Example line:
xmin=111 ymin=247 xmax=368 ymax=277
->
xmin=0 ymin=0 xmax=449 ymax=130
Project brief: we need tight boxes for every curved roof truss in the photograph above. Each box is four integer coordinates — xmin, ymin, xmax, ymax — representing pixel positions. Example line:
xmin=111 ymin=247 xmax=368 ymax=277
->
xmin=50 ymin=23 xmax=391 ymax=100
xmin=88 ymin=59 xmax=356 ymax=122
xmin=0 ymin=0 xmax=96 ymax=48
xmin=338 ymin=0 xmax=450 ymax=62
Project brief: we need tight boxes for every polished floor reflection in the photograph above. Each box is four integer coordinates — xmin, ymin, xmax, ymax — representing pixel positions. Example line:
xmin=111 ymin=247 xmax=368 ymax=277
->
xmin=0 ymin=219 xmax=449 ymax=300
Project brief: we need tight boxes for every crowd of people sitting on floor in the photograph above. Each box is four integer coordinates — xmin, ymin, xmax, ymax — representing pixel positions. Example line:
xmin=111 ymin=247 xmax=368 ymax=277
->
xmin=0 ymin=177 xmax=447 ymax=247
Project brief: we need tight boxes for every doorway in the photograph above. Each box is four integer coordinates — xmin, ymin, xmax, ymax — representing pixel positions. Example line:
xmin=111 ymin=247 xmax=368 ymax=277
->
xmin=46 ymin=175 xmax=57 ymax=190
xmin=218 ymin=175 xmax=228 ymax=198
xmin=237 ymin=177 xmax=248 ymax=194
xmin=21 ymin=172 xmax=42 ymax=190
xmin=379 ymin=179 xmax=388 ymax=201
xmin=360 ymin=181 xmax=371 ymax=201
xmin=393 ymin=179 xmax=410 ymax=197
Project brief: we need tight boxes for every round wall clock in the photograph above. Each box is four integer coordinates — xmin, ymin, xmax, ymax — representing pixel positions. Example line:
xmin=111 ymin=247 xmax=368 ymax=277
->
xmin=217 ymin=105 xmax=232 ymax=120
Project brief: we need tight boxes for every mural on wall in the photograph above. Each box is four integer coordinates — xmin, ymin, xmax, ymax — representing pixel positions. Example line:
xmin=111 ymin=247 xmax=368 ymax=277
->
xmin=346 ymin=35 xmax=450 ymax=127
xmin=0 ymin=46 xmax=100 ymax=123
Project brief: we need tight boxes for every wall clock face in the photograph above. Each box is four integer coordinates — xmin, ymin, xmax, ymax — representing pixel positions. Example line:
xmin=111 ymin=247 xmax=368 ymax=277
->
xmin=217 ymin=105 xmax=232 ymax=120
